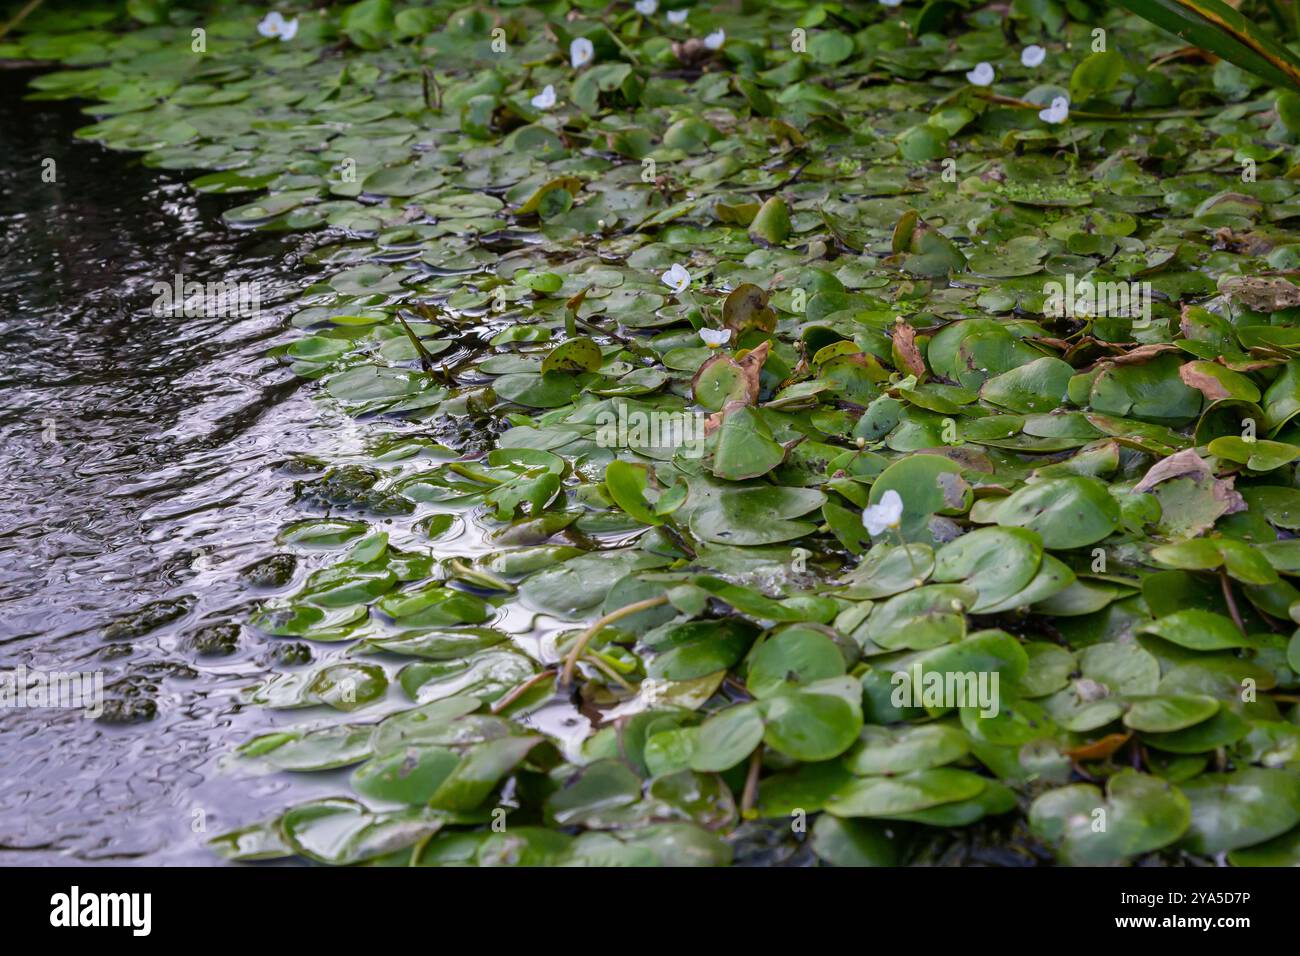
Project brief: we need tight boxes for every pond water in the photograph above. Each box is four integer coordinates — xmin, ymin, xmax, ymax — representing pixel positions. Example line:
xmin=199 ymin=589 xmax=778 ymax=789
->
xmin=0 ymin=67 xmax=361 ymax=864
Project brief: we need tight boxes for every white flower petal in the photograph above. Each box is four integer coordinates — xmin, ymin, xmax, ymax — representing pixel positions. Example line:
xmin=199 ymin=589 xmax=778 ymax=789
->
xmin=531 ymin=84 xmax=557 ymax=109
xmin=862 ymin=489 xmax=905 ymax=535
xmin=635 ymin=0 xmax=658 ymax=14
xmin=966 ymin=62 xmax=994 ymax=87
xmin=1038 ymin=95 xmax=1069 ymax=124
xmin=570 ymin=37 xmax=594 ymax=69
xmin=1021 ymin=44 xmax=1046 ymax=68
xmin=699 ymin=327 xmax=731 ymax=347
xmin=661 ymin=263 xmax=691 ymax=294
xmin=704 ymin=29 xmax=725 ymax=50
xmin=257 ymin=11 xmax=285 ymax=37
xmin=278 ymin=17 xmax=298 ymax=41
xmin=879 ymin=0 xmax=904 ymax=7
xmin=667 ymin=9 xmax=688 ymax=24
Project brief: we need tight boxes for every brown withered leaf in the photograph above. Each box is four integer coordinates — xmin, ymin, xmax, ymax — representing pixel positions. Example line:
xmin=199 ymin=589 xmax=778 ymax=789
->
xmin=735 ymin=339 xmax=771 ymax=399
xmin=1177 ymin=361 xmax=1232 ymax=400
xmin=1133 ymin=448 xmax=1214 ymax=492
xmin=704 ymin=399 xmax=747 ymax=436
xmin=672 ymin=38 xmax=714 ymax=67
xmin=1133 ymin=449 xmax=1247 ymax=537
xmin=1212 ymin=228 xmax=1273 ymax=257
xmin=891 ymin=317 xmax=926 ymax=377
xmin=565 ymin=286 xmax=589 ymax=314
xmin=1090 ymin=343 xmax=1180 ymax=368
xmin=691 ymin=340 xmax=770 ymax=411
xmin=1219 ymin=275 xmax=1300 ymax=312
xmin=1064 ymin=732 xmax=1133 ymax=762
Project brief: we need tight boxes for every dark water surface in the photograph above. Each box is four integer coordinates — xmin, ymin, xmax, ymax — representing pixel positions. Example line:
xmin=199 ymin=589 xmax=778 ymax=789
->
xmin=0 ymin=68 xmax=358 ymax=864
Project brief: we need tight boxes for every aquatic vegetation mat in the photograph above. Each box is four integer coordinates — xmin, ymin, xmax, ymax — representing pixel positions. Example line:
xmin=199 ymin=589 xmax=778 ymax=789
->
xmin=10 ymin=0 xmax=1300 ymax=866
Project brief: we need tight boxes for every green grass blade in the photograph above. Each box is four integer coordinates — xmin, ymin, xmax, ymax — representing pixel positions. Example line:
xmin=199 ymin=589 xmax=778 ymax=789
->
xmin=1116 ymin=0 xmax=1300 ymax=91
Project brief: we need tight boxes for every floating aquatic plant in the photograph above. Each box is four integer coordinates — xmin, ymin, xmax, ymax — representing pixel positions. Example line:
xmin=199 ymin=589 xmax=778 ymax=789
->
xmin=11 ymin=0 xmax=1300 ymax=870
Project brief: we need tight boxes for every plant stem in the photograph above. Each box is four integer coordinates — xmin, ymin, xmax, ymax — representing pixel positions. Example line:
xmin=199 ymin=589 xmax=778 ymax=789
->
xmin=1219 ymin=568 xmax=1248 ymax=636
xmin=893 ymin=526 xmax=920 ymax=583
xmin=0 ymin=0 xmax=45 ymax=42
xmin=491 ymin=669 xmax=557 ymax=713
xmin=586 ymin=653 xmax=635 ymax=690
xmin=741 ymin=744 xmax=764 ymax=818
xmin=559 ymin=594 xmax=670 ymax=687
xmin=408 ymin=829 xmax=435 ymax=866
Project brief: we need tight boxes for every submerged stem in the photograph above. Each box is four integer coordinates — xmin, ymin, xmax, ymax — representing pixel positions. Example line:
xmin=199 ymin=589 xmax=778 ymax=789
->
xmin=559 ymin=594 xmax=670 ymax=688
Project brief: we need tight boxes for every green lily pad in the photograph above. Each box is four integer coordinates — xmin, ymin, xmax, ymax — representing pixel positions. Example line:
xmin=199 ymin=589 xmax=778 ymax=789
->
xmin=1029 ymin=770 xmax=1191 ymax=865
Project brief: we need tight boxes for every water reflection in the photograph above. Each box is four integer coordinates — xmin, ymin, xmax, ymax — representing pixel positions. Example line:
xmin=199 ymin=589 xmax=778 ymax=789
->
xmin=0 ymin=69 xmax=343 ymax=863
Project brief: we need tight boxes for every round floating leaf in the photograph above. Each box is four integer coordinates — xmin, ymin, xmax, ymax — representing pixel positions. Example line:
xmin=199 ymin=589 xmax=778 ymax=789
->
xmin=748 ymin=196 xmax=791 ymax=245
xmin=690 ymin=702 xmax=766 ymax=772
xmin=647 ymin=619 xmax=757 ymax=681
xmin=238 ymin=724 xmax=374 ymax=773
xmin=1140 ymin=609 xmax=1252 ymax=650
xmin=280 ymin=798 xmax=441 ymax=866
xmin=687 ymin=481 xmax=826 ymax=546
xmin=493 ymin=372 xmax=583 ymax=408
xmin=1139 ymin=708 xmax=1250 ymax=754
xmin=843 ymin=723 xmax=970 ymax=776
xmin=1029 ymin=770 xmax=1191 ymax=865
xmin=1180 ymin=768 xmax=1300 ymax=855
xmin=710 ymin=406 xmax=787 ymax=481
xmin=746 ymin=626 xmax=846 ymax=699
xmin=604 ymin=460 xmax=666 ymax=526
xmin=993 ymin=476 xmax=1120 ymax=548
xmin=761 ymin=678 xmax=863 ymax=761
xmin=541 ymin=336 xmax=603 ymax=374
xmin=980 ymin=357 xmax=1073 ymax=414
xmin=1228 ymin=826 xmax=1300 ymax=866
xmin=277 ymin=518 xmax=370 ymax=547
xmin=827 ymin=768 xmax=987 ymax=818
xmin=838 ymin=542 xmax=934 ymax=598
xmin=864 ymin=584 xmax=976 ymax=650
xmin=933 ymin=527 xmax=1043 ymax=613
xmin=351 ymin=746 xmax=461 ymax=805
xmin=867 ymin=454 xmax=971 ymax=543
xmin=809 ymin=815 xmax=899 ymax=866
xmin=430 ymin=736 xmax=544 ymax=812
xmin=1122 ymin=695 xmax=1219 ymax=733
xmin=692 ymin=354 xmax=753 ymax=411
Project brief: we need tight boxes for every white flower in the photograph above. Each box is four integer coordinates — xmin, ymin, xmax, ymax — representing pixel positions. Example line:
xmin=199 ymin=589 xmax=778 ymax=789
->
xmin=635 ymin=0 xmax=658 ymax=14
xmin=258 ymin=11 xmax=298 ymax=41
xmin=1021 ymin=44 xmax=1046 ymax=68
xmin=531 ymin=84 xmax=557 ymax=110
xmin=966 ymin=62 xmax=994 ymax=87
xmin=863 ymin=490 xmax=905 ymax=536
xmin=661 ymin=263 xmax=691 ymax=294
xmin=879 ymin=0 xmax=904 ymax=7
xmin=570 ymin=37 xmax=594 ymax=69
xmin=667 ymin=9 xmax=688 ymax=24
xmin=699 ymin=327 xmax=731 ymax=348
xmin=1038 ymin=95 xmax=1069 ymax=124
xmin=704 ymin=28 xmax=725 ymax=50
